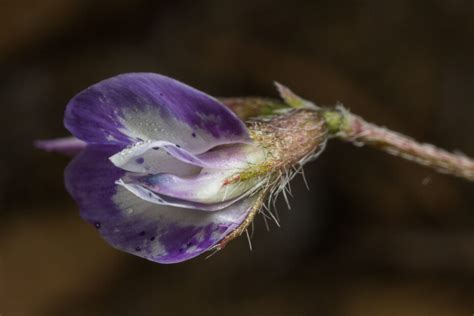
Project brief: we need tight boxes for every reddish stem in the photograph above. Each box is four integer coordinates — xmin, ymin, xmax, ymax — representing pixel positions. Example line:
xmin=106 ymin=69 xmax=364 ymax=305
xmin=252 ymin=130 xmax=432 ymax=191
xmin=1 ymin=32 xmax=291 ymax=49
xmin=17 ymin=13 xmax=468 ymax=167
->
xmin=335 ymin=110 xmax=474 ymax=181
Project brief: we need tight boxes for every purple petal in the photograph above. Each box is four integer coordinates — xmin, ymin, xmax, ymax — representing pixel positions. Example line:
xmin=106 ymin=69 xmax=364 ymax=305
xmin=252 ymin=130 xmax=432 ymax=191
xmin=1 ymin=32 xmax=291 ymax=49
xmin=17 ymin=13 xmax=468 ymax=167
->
xmin=65 ymin=146 xmax=258 ymax=263
xmin=35 ymin=137 xmax=86 ymax=156
xmin=109 ymin=141 xmax=201 ymax=175
xmin=124 ymin=168 xmax=264 ymax=205
xmin=109 ymin=140 xmax=266 ymax=172
xmin=64 ymin=73 xmax=250 ymax=152
xmin=116 ymin=178 xmax=245 ymax=211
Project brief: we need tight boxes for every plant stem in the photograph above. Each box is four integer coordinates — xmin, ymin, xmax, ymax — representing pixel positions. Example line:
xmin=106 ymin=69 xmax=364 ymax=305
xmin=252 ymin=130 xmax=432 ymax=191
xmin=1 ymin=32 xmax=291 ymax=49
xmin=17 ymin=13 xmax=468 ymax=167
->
xmin=322 ymin=107 xmax=474 ymax=182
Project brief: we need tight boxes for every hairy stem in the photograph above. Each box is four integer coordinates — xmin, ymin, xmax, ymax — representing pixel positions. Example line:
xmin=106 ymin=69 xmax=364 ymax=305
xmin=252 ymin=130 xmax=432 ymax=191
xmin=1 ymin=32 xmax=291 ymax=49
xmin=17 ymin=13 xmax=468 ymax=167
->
xmin=323 ymin=107 xmax=474 ymax=182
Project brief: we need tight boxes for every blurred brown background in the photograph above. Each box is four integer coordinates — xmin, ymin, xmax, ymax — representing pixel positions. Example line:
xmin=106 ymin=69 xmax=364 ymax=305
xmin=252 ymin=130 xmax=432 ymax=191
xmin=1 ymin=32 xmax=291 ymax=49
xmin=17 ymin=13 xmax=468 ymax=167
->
xmin=1 ymin=0 xmax=474 ymax=315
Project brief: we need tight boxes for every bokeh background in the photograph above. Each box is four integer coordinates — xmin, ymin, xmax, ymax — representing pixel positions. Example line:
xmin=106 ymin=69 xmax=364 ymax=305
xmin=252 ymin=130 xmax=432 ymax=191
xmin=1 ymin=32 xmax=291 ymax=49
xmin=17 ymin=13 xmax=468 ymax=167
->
xmin=1 ymin=1 xmax=474 ymax=315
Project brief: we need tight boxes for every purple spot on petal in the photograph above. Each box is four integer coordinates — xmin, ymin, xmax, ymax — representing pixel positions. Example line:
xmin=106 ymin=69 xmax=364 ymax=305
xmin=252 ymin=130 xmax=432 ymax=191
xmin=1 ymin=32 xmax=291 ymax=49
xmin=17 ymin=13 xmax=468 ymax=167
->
xmin=192 ymin=132 xmax=196 ymax=138
xmin=135 ymin=157 xmax=145 ymax=164
xmin=135 ymin=246 xmax=141 ymax=251
xmin=158 ymin=224 xmax=222 ymax=261
xmin=150 ymin=236 xmax=155 ymax=241
xmin=152 ymin=147 xmax=160 ymax=150
xmin=175 ymin=144 xmax=181 ymax=148
xmin=139 ymin=231 xmax=146 ymax=236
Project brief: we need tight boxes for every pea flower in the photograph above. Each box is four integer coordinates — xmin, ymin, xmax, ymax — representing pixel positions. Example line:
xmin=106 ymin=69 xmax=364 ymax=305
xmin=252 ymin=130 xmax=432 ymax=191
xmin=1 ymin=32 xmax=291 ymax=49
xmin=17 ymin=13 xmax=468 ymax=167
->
xmin=37 ymin=73 xmax=327 ymax=263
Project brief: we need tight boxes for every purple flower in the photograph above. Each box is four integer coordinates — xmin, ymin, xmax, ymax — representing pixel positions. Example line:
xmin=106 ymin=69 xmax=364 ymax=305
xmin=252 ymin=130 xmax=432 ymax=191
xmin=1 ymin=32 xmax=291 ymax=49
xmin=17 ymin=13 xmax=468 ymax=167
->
xmin=38 ymin=73 xmax=272 ymax=263
xmin=38 ymin=73 xmax=327 ymax=263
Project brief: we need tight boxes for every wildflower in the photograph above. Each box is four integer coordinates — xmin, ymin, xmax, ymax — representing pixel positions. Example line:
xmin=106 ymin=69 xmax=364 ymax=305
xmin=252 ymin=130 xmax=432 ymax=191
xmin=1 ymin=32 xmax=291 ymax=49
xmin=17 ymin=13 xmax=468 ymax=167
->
xmin=37 ymin=73 xmax=327 ymax=263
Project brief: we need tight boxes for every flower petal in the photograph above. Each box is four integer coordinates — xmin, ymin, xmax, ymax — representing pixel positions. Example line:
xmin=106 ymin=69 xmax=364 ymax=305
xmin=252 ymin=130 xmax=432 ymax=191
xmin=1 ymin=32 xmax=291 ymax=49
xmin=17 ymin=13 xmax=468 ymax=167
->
xmin=65 ymin=146 xmax=259 ymax=263
xmin=122 ymin=167 xmax=265 ymax=205
xmin=109 ymin=141 xmax=201 ymax=175
xmin=35 ymin=137 xmax=86 ymax=156
xmin=116 ymin=178 xmax=244 ymax=211
xmin=64 ymin=73 xmax=250 ymax=152
xmin=109 ymin=140 xmax=266 ymax=173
